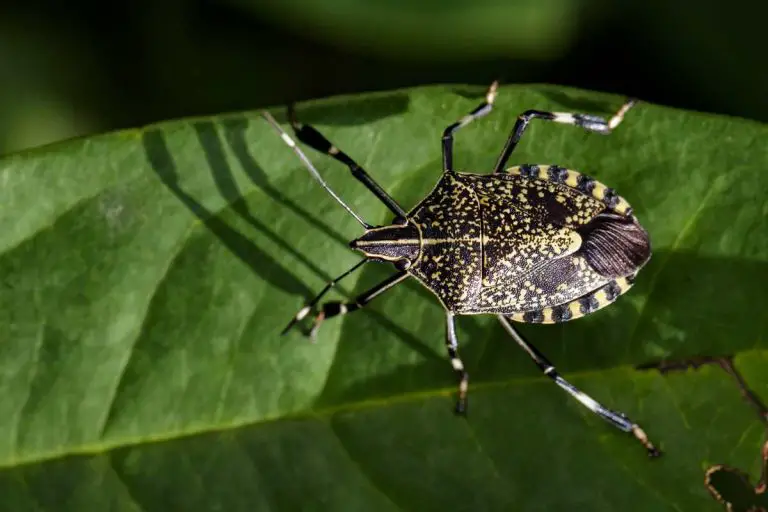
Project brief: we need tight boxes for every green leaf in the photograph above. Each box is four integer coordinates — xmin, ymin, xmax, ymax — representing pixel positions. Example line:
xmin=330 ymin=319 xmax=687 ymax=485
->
xmin=704 ymin=438 xmax=768 ymax=512
xmin=0 ymin=84 xmax=766 ymax=511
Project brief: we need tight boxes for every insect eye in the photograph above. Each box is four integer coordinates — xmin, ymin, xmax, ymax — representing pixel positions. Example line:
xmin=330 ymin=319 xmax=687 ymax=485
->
xmin=394 ymin=259 xmax=412 ymax=271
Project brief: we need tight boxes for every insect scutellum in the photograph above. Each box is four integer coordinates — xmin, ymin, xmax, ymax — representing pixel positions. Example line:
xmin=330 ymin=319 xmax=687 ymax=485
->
xmin=262 ymin=82 xmax=660 ymax=458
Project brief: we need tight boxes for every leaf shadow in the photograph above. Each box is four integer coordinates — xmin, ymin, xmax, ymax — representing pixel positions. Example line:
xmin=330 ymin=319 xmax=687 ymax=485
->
xmin=192 ymin=120 xmax=342 ymax=286
xmin=449 ymin=84 xmax=496 ymax=101
xmin=267 ymin=92 xmax=410 ymax=126
xmin=220 ymin=117 xmax=348 ymax=247
xmin=142 ymin=128 xmax=312 ymax=297
xmin=145 ymin=123 xmax=434 ymax=360
xmin=628 ymin=249 xmax=768 ymax=359
xmin=314 ymin=250 xmax=768 ymax=415
xmin=538 ymin=89 xmax=623 ymax=114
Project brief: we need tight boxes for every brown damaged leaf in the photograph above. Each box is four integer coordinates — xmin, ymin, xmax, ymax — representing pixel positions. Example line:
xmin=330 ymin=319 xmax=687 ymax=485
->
xmin=639 ymin=356 xmax=768 ymax=511
xmin=639 ymin=357 xmax=768 ymax=425
xmin=705 ymin=440 xmax=768 ymax=512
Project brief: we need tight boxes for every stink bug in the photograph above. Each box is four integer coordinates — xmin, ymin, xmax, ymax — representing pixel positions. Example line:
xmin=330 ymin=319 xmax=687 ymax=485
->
xmin=262 ymin=82 xmax=660 ymax=457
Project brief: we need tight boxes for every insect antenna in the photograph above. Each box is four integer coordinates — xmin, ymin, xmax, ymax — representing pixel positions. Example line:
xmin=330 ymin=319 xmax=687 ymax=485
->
xmin=261 ymin=111 xmax=371 ymax=229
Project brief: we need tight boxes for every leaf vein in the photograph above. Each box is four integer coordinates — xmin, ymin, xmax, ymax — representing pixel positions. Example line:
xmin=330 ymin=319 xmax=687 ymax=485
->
xmin=0 ymin=363 xmax=689 ymax=471
xmin=321 ymin=415 xmax=403 ymax=511
xmin=95 ymin=221 xmax=199 ymax=439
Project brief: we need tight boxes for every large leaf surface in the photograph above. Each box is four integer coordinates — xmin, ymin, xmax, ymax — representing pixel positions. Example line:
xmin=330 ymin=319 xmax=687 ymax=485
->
xmin=0 ymin=85 xmax=766 ymax=511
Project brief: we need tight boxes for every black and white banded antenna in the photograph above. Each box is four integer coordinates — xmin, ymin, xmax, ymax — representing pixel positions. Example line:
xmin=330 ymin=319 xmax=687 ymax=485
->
xmin=261 ymin=111 xmax=370 ymax=229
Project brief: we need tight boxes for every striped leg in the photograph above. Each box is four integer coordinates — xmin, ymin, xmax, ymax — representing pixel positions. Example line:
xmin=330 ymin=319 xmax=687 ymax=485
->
xmin=446 ymin=312 xmax=470 ymax=415
xmin=299 ymin=271 xmax=408 ymax=342
xmin=287 ymin=105 xmax=407 ymax=220
xmin=442 ymin=81 xmax=499 ymax=171
xmin=282 ymin=259 xmax=368 ymax=335
xmin=497 ymin=315 xmax=661 ymax=457
xmin=493 ymin=98 xmax=636 ymax=173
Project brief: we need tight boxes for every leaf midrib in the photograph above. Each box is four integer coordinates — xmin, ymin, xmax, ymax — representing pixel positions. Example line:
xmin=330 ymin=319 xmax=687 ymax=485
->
xmin=3 ymin=351 xmax=764 ymax=472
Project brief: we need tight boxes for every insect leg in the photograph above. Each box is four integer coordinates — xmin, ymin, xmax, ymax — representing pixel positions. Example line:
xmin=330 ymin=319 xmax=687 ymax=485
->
xmin=497 ymin=315 xmax=661 ymax=457
xmin=442 ymin=81 xmax=499 ymax=172
xmin=301 ymin=271 xmax=408 ymax=342
xmin=493 ymin=98 xmax=636 ymax=173
xmin=445 ymin=312 xmax=470 ymax=415
xmin=282 ymin=259 xmax=368 ymax=335
xmin=263 ymin=111 xmax=371 ymax=228
xmin=285 ymin=105 xmax=407 ymax=220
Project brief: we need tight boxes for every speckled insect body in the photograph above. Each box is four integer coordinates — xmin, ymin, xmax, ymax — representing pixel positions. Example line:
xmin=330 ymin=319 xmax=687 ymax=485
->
xmin=262 ymin=81 xmax=660 ymax=457
xmin=356 ymin=166 xmax=649 ymax=322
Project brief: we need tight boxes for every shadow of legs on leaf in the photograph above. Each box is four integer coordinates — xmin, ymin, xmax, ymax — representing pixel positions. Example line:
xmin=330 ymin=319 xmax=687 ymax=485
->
xmin=193 ymin=121 xmax=338 ymax=284
xmin=145 ymin=127 xmax=434 ymax=357
xmin=267 ymin=93 xmax=410 ymax=126
xmin=143 ymin=129 xmax=311 ymax=297
xmin=222 ymin=117 xmax=348 ymax=247
xmin=538 ymin=89 xmax=625 ymax=115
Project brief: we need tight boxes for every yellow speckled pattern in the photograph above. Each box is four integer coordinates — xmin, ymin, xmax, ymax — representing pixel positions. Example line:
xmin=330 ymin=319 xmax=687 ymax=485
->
xmin=407 ymin=173 xmax=483 ymax=309
xmin=405 ymin=167 xmax=643 ymax=320
xmin=504 ymin=164 xmax=633 ymax=215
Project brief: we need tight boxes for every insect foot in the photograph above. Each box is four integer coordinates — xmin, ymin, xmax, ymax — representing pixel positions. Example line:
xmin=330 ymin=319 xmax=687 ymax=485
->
xmin=282 ymin=302 xmax=357 ymax=343
xmin=631 ymin=424 xmax=662 ymax=458
xmin=281 ymin=304 xmax=313 ymax=336
xmin=454 ymin=398 xmax=468 ymax=416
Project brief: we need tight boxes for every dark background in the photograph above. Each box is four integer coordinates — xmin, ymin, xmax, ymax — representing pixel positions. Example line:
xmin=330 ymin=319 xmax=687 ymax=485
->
xmin=1 ymin=0 xmax=766 ymax=156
